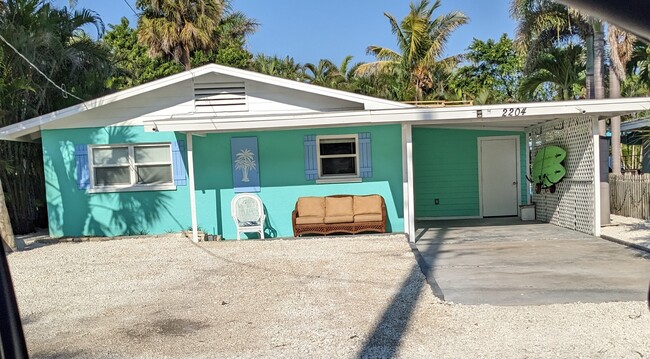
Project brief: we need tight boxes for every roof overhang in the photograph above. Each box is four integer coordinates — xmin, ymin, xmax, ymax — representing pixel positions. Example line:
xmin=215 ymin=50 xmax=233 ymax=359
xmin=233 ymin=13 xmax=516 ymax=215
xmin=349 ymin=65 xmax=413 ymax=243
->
xmin=621 ymin=118 xmax=650 ymax=132
xmin=144 ymin=97 xmax=650 ymax=134
xmin=0 ymin=64 xmax=410 ymax=142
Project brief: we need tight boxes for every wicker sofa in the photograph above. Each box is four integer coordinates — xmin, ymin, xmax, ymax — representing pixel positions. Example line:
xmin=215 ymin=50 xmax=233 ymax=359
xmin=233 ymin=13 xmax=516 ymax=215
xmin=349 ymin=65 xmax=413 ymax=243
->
xmin=291 ymin=194 xmax=387 ymax=237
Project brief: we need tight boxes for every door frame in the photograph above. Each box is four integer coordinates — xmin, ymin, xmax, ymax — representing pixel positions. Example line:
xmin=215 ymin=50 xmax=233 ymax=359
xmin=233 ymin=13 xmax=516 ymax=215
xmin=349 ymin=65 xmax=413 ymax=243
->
xmin=477 ymin=135 xmax=521 ymax=217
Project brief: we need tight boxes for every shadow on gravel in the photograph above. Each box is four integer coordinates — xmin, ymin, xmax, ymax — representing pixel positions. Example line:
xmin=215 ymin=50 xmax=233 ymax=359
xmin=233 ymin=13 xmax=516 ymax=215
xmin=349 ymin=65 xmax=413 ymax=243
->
xmin=32 ymin=349 xmax=87 ymax=359
xmin=356 ymin=225 xmax=446 ymax=359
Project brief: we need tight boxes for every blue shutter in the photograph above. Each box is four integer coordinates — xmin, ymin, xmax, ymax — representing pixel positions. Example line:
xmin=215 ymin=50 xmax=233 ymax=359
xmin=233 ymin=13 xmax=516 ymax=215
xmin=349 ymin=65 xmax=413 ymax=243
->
xmin=304 ymin=135 xmax=318 ymax=180
xmin=74 ymin=144 xmax=90 ymax=190
xmin=359 ymin=132 xmax=372 ymax=178
xmin=172 ymin=141 xmax=187 ymax=186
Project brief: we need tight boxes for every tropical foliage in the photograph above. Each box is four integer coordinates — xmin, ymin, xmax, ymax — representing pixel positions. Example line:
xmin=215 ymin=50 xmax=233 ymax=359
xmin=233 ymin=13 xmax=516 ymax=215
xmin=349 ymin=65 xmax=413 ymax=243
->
xmin=135 ymin=0 xmax=224 ymax=70
xmin=519 ymin=45 xmax=585 ymax=101
xmin=356 ymin=0 xmax=468 ymax=101
xmin=449 ymin=34 xmax=523 ymax=104
xmin=0 ymin=0 xmax=112 ymax=233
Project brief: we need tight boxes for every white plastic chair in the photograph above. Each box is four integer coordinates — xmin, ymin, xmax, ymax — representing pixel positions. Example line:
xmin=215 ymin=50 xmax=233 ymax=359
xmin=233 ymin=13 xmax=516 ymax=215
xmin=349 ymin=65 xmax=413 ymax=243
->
xmin=231 ymin=193 xmax=265 ymax=240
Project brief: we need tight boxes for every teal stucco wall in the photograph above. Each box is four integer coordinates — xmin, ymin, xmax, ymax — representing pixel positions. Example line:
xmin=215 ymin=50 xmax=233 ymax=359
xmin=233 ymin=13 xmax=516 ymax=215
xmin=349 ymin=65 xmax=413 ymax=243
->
xmin=42 ymin=126 xmax=192 ymax=238
xmin=42 ymin=124 xmax=404 ymax=238
xmin=412 ymin=128 xmax=527 ymax=218
xmin=194 ymin=124 xmax=404 ymax=239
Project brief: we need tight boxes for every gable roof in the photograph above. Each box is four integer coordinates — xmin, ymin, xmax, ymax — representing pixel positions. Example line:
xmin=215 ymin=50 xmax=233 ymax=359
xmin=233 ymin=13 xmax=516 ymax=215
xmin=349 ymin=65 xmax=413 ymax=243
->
xmin=0 ymin=63 xmax=411 ymax=142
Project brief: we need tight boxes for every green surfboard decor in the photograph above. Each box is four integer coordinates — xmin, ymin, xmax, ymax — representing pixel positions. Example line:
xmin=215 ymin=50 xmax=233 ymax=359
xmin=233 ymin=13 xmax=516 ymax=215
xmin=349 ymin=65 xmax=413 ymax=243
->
xmin=531 ymin=145 xmax=567 ymax=193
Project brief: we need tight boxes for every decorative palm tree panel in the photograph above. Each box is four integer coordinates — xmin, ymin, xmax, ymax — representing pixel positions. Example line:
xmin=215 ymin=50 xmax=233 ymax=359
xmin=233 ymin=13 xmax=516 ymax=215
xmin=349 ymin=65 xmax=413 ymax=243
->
xmin=230 ymin=137 xmax=260 ymax=192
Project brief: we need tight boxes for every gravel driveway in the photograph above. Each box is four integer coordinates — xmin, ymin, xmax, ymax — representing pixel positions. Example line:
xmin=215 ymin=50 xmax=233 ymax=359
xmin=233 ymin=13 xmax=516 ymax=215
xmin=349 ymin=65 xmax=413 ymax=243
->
xmin=7 ymin=235 xmax=650 ymax=358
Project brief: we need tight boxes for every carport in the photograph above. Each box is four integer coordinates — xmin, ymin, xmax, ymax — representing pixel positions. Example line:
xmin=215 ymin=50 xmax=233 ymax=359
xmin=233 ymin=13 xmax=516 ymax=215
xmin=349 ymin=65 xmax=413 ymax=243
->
xmin=413 ymin=217 xmax=650 ymax=305
xmin=401 ymin=97 xmax=650 ymax=239
xmin=401 ymin=98 xmax=650 ymax=305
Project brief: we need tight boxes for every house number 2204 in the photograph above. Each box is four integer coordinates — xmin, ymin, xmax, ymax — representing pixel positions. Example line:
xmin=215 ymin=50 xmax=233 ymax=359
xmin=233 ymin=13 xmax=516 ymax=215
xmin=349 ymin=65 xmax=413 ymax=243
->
xmin=502 ymin=108 xmax=527 ymax=116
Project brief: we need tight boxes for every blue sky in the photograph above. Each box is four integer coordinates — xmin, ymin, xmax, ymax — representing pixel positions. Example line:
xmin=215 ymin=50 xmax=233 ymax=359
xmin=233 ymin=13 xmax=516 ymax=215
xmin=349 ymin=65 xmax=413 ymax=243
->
xmin=55 ymin=0 xmax=517 ymax=65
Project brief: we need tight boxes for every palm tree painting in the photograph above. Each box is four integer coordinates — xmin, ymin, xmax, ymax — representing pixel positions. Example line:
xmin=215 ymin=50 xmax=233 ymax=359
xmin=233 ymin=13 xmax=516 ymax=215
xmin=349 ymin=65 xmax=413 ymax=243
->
xmin=234 ymin=148 xmax=256 ymax=183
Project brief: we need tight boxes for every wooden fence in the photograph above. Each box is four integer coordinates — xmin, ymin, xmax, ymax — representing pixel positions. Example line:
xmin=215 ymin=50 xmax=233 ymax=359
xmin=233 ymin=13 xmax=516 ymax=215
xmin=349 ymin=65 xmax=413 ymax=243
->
xmin=610 ymin=173 xmax=650 ymax=220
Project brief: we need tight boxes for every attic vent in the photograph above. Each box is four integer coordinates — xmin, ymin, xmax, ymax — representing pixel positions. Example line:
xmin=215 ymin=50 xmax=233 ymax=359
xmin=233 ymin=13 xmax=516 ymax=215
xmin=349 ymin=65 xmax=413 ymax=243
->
xmin=194 ymin=81 xmax=248 ymax=113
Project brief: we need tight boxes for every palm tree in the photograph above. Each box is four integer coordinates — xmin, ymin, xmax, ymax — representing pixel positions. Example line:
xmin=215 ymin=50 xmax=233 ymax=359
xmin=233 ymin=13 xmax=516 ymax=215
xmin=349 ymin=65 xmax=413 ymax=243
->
xmin=629 ymin=41 xmax=650 ymax=91
xmin=136 ymin=0 xmax=225 ymax=70
xmin=608 ymin=25 xmax=636 ymax=174
xmin=519 ymin=45 xmax=585 ymax=101
xmin=0 ymin=0 xmax=112 ymax=234
xmin=356 ymin=0 xmax=468 ymax=102
xmin=510 ymin=0 xmax=607 ymax=100
xmin=251 ymin=54 xmax=305 ymax=81
xmin=216 ymin=10 xmax=258 ymax=46
xmin=303 ymin=59 xmax=337 ymax=87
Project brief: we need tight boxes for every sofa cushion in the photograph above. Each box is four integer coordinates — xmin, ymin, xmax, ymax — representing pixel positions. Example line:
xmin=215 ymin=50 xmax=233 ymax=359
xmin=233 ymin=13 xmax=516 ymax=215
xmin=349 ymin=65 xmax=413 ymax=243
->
xmin=297 ymin=197 xmax=325 ymax=217
xmin=354 ymin=214 xmax=383 ymax=223
xmin=325 ymin=196 xmax=354 ymax=217
xmin=295 ymin=216 xmax=325 ymax=225
xmin=353 ymin=195 xmax=383 ymax=215
xmin=324 ymin=215 xmax=354 ymax=224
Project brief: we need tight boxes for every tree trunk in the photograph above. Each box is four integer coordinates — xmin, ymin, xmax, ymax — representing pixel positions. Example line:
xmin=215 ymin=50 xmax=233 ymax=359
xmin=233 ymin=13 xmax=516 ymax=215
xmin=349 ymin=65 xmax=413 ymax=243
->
xmin=592 ymin=21 xmax=607 ymax=136
xmin=610 ymin=66 xmax=622 ymax=174
xmin=182 ymin=47 xmax=192 ymax=71
xmin=0 ymin=177 xmax=16 ymax=252
xmin=593 ymin=21 xmax=606 ymax=100
xmin=585 ymin=32 xmax=595 ymax=99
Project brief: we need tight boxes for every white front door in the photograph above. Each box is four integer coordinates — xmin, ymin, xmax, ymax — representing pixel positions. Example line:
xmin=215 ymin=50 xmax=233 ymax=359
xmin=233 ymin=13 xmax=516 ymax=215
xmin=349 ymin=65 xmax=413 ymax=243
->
xmin=479 ymin=137 xmax=519 ymax=217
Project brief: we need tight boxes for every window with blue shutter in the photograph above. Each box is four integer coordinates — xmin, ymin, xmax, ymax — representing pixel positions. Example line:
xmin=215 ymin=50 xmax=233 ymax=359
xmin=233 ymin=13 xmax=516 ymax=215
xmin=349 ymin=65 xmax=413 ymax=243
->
xmin=305 ymin=132 xmax=372 ymax=181
xmin=304 ymin=135 xmax=318 ymax=180
xmin=74 ymin=144 xmax=90 ymax=190
xmin=358 ymin=132 xmax=372 ymax=178
xmin=171 ymin=140 xmax=187 ymax=186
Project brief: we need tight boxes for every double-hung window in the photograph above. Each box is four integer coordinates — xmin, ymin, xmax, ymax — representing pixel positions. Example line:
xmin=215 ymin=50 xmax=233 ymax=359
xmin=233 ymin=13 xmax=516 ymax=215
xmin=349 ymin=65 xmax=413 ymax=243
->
xmin=89 ymin=144 xmax=174 ymax=192
xmin=316 ymin=135 xmax=359 ymax=180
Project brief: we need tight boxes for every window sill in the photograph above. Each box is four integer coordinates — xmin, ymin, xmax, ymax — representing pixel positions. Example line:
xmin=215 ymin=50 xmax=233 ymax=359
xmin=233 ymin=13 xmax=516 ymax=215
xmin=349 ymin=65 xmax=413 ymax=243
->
xmin=88 ymin=184 xmax=177 ymax=194
xmin=316 ymin=177 xmax=362 ymax=184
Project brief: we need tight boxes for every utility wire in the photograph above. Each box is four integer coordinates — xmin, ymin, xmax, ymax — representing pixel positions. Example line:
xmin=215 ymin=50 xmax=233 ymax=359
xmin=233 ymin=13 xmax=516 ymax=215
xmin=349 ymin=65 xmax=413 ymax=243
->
xmin=122 ymin=0 xmax=138 ymax=16
xmin=0 ymin=33 xmax=85 ymax=102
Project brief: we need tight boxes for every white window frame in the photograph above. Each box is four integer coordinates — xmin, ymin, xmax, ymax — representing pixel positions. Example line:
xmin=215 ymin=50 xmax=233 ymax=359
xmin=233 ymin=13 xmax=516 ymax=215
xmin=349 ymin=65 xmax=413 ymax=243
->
xmin=88 ymin=143 xmax=176 ymax=193
xmin=315 ymin=134 xmax=362 ymax=184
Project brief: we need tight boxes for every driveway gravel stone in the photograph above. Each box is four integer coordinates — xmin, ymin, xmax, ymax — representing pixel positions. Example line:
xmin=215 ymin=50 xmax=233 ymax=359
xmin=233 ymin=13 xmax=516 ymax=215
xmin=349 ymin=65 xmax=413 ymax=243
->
xmin=6 ymin=235 xmax=650 ymax=358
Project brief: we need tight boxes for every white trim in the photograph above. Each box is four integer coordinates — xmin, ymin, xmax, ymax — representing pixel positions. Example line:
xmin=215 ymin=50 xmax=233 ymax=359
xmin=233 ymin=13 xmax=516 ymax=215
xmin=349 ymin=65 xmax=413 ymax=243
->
xmin=140 ymin=97 xmax=650 ymax=135
xmin=402 ymin=124 xmax=415 ymax=242
xmin=88 ymin=184 xmax=176 ymax=194
xmin=418 ymin=125 xmax=529 ymax=132
xmin=187 ymin=133 xmax=199 ymax=243
xmin=416 ymin=216 xmax=482 ymax=221
xmin=315 ymin=134 xmax=360 ymax=180
xmin=88 ymin=143 xmax=174 ymax=190
xmin=315 ymin=177 xmax=362 ymax=184
xmin=592 ymin=118 xmax=601 ymax=236
xmin=525 ymin=134 xmax=532 ymax=204
xmin=477 ymin=135 xmax=521 ymax=218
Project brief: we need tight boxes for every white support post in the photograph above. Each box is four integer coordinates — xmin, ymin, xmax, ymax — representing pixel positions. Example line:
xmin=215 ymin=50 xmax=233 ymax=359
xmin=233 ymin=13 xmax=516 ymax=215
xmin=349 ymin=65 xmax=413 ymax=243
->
xmin=592 ymin=118 xmax=601 ymax=236
xmin=402 ymin=124 xmax=416 ymax=242
xmin=187 ymin=132 xmax=199 ymax=243
xmin=525 ymin=132 xmax=532 ymax=204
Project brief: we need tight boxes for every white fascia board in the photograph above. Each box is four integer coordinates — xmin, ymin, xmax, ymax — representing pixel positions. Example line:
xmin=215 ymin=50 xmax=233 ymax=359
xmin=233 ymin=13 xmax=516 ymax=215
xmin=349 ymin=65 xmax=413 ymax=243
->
xmin=469 ymin=97 xmax=650 ymax=119
xmin=0 ymin=69 xmax=202 ymax=141
xmin=145 ymin=97 xmax=650 ymax=133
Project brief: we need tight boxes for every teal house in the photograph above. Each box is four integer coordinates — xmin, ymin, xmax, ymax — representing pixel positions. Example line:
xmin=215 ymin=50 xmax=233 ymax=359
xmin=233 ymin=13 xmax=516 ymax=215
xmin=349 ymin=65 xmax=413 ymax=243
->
xmin=1 ymin=64 xmax=648 ymax=240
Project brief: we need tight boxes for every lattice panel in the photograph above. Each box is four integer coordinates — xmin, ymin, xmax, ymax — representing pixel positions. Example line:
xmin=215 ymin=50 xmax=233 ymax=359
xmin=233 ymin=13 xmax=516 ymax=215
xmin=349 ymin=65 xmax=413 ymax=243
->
xmin=528 ymin=116 xmax=596 ymax=235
